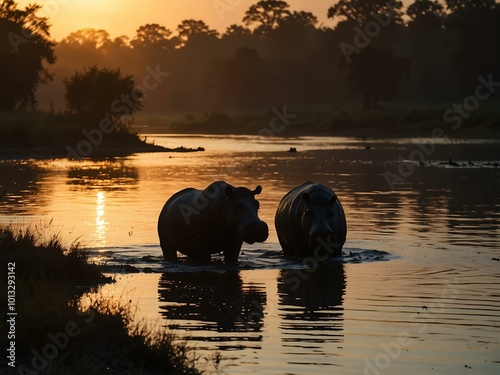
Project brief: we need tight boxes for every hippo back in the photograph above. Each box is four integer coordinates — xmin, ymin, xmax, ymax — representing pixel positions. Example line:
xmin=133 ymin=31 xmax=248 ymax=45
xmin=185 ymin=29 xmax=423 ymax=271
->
xmin=158 ymin=181 xmax=268 ymax=262
xmin=275 ymin=182 xmax=346 ymax=257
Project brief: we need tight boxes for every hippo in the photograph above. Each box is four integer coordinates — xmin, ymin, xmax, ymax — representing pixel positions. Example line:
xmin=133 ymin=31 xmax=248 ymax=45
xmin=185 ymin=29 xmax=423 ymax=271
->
xmin=275 ymin=182 xmax=347 ymax=258
xmin=158 ymin=181 xmax=269 ymax=262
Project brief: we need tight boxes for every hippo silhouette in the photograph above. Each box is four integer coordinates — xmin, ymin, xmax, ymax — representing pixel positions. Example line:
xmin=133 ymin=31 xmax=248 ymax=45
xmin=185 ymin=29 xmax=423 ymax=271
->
xmin=275 ymin=182 xmax=347 ymax=258
xmin=158 ymin=181 xmax=268 ymax=262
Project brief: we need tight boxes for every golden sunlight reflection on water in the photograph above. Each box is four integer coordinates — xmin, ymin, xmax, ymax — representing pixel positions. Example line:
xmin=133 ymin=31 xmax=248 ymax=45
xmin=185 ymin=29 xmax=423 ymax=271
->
xmin=95 ymin=191 xmax=106 ymax=246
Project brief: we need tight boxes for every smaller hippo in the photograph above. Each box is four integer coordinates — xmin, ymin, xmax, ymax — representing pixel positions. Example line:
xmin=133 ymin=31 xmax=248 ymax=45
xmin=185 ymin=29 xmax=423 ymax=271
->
xmin=275 ymin=182 xmax=347 ymax=258
xmin=158 ymin=181 xmax=269 ymax=262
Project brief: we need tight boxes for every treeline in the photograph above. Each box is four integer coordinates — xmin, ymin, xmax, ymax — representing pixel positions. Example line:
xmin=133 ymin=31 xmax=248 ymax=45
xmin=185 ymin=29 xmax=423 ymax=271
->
xmin=2 ymin=0 xmax=500 ymax=114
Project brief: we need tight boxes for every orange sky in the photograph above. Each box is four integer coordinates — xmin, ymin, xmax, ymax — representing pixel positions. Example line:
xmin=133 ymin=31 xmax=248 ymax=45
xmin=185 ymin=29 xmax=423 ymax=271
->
xmin=17 ymin=0 xmax=336 ymax=41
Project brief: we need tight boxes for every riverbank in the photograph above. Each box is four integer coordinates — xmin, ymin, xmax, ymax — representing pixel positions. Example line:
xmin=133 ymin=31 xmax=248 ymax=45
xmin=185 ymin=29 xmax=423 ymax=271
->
xmin=0 ymin=226 xmax=201 ymax=374
xmin=136 ymin=103 xmax=500 ymax=138
xmin=0 ymin=111 xmax=204 ymax=160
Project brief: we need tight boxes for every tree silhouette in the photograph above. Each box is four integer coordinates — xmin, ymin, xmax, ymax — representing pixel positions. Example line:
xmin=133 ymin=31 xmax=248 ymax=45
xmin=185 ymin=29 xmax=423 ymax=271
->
xmin=328 ymin=0 xmax=404 ymax=25
xmin=64 ymin=65 xmax=143 ymax=126
xmin=7 ymin=0 xmax=499 ymax=116
xmin=61 ymin=28 xmax=111 ymax=49
xmin=278 ymin=10 xmax=318 ymax=30
xmin=407 ymin=0 xmax=446 ymax=28
xmin=57 ymin=28 xmax=113 ymax=73
xmin=131 ymin=24 xmax=172 ymax=49
xmin=271 ymin=11 xmax=319 ymax=61
xmin=243 ymin=0 xmax=291 ymax=35
xmin=176 ymin=19 xmax=218 ymax=47
xmin=111 ymin=36 xmax=130 ymax=48
xmin=224 ymin=24 xmax=252 ymax=37
xmin=216 ymin=47 xmax=271 ymax=109
xmin=0 ymin=0 xmax=55 ymax=110
xmin=445 ymin=0 xmax=496 ymax=12
xmin=345 ymin=47 xmax=410 ymax=108
xmin=405 ymin=0 xmax=448 ymax=99
xmin=446 ymin=0 xmax=500 ymax=92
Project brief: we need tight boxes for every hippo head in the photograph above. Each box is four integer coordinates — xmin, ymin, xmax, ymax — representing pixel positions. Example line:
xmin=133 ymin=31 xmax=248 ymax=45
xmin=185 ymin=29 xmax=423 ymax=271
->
xmin=224 ymin=185 xmax=269 ymax=244
xmin=301 ymin=192 xmax=342 ymax=257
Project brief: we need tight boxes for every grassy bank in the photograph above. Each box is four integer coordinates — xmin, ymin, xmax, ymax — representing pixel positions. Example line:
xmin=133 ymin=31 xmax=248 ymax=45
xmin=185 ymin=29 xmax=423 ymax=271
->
xmin=137 ymin=103 xmax=500 ymax=138
xmin=0 ymin=111 xmax=203 ymax=159
xmin=0 ymin=226 xmax=201 ymax=374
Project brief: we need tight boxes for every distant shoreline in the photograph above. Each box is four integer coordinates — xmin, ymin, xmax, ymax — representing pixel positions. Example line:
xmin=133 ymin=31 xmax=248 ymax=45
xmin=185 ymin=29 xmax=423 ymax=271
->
xmin=134 ymin=105 xmax=500 ymax=140
xmin=0 ymin=144 xmax=205 ymax=160
xmin=138 ymin=123 xmax=500 ymax=140
xmin=2 ymin=105 xmax=499 ymax=161
xmin=0 ymin=111 xmax=206 ymax=160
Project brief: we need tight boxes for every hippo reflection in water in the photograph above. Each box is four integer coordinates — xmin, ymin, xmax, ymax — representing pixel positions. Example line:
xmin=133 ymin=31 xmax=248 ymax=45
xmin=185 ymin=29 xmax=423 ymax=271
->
xmin=159 ymin=271 xmax=267 ymax=333
xmin=275 ymin=182 xmax=347 ymax=258
xmin=158 ymin=181 xmax=269 ymax=262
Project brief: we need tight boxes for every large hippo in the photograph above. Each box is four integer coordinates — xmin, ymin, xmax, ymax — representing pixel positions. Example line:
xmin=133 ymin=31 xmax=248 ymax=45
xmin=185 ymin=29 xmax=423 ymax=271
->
xmin=158 ymin=181 xmax=269 ymax=262
xmin=275 ymin=182 xmax=347 ymax=258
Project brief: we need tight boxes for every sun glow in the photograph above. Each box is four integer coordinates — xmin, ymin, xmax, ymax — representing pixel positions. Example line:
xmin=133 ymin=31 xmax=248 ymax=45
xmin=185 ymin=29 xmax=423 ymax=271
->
xmin=15 ymin=0 xmax=336 ymax=41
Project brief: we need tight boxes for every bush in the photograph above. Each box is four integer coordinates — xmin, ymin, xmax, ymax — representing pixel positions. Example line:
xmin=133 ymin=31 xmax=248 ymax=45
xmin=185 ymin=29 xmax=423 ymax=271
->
xmin=64 ymin=65 xmax=143 ymax=130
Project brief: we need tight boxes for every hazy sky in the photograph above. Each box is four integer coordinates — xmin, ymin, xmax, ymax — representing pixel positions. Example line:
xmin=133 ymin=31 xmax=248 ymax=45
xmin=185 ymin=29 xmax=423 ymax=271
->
xmin=17 ymin=0 xmax=339 ymax=41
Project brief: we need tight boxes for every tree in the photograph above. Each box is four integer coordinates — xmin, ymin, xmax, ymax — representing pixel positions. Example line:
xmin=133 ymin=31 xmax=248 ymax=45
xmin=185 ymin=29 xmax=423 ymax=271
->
xmin=280 ymin=11 xmax=318 ymax=29
xmin=271 ymin=11 xmax=319 ymax=61
xmin=223 ymin=24 xmax=252 ymax=37
xmin=131 ymin=24 xmax=172 ymax=49
xmin=405 ymin=1 xmax=449 ymax=100
xmin=64 ymin=66 xmax=143 ymax=126
xmin=243 ymin=0 xmax=291 ymax=35
xmin=445 ymin=0 xmax=496 ymax=12
xmin=0 ymin=0 xmax=55 ymax=110
xmin=112 ymin=36 xmax=130 ymax=48
xmin=176 ymin=19 xmax=218 ymax=47
xmin=61 ymin=28 xmax=111 ymax=49
xmin=344 ymin=47 xmax=410 ymax=108
xmin=445 ymin=0 xmax=500 ymax=92
xmin=327 ymin=0 xmax=403 ymax=26
xmin=407 ymin=0 xmax=446 ymax=28
xmin=215 ymin=48 xmax=271 ymax=109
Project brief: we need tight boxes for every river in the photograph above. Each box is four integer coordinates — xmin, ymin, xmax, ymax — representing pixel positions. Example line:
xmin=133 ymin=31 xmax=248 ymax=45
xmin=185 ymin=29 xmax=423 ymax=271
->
xmin=1 ymin=135 xmax=499 ymax=374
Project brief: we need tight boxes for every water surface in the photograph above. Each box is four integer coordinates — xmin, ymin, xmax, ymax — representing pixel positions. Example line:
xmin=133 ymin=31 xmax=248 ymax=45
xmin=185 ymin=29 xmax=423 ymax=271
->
xmin=1 ymin=135 xmax=499 ymax=374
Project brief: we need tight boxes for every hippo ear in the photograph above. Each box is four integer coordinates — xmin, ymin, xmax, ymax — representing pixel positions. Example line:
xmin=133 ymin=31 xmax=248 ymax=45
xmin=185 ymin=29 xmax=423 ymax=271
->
xmin=253 ymin=185 xmax=262 ymax=195
xmin=331 ymin=195 xmax=338 ymax=204
xmin=302 ymin=193 xmax=310 ymax=203
xmin=224 ymin=185 xmax=234 ymax=197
